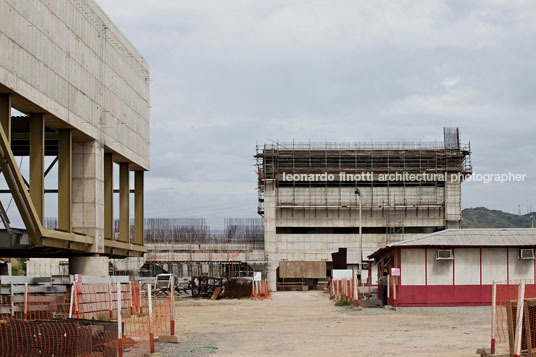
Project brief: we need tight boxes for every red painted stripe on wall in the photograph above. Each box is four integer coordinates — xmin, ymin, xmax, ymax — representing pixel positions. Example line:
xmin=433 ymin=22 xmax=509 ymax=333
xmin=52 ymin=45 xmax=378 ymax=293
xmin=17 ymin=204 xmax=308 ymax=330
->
xmin=398 ymin=284 xmax=494 ymax=307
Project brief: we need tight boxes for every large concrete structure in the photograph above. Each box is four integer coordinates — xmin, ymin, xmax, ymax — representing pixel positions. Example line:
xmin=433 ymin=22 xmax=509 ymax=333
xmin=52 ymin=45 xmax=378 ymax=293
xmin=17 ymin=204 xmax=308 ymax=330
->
xmin=369 ymin=228 xmax=536 ymax=306
xmin=140 ymin=218 xmax=266 ymax=278
xmin=256 ymin=128 xmax=471 ymax=288
xmin=0 ymin=0 xmax=149 ymax=273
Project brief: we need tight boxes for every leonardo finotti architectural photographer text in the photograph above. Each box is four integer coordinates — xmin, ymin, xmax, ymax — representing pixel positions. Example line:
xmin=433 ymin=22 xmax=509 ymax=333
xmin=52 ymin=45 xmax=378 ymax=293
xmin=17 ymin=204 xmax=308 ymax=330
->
xmin=281 ymin=171 xmax=526 ymax=184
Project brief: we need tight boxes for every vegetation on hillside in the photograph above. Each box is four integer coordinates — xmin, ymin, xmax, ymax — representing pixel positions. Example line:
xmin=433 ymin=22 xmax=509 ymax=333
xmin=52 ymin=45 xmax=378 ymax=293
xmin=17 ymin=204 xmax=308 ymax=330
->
xmin=462 ymin=207 xmax=536 ymax=228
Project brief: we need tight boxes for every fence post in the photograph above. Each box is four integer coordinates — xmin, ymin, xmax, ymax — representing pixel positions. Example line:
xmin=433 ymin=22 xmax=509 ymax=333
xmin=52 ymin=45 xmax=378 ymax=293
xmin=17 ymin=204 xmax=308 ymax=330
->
xmin=139 ymin=283 xmax=143 ymax=314
xmin=514 ymin=282 xmax=525 ymax=357
xmin=24 ymin=283 xmax=28 ymax=320
xmin=129 ymin=282 xmax=134 ymax=316
xmin=148 ymin=284 xmax=155 ymax=354
xmin=10 ymin=283 xmax=14 ymax=317
xmin=491 ymin=281 xmax=496 ymax=354
xmin=354 ymin=273 xmax=359 ymax=308
xmin=392 ymin=279 xmax=397 ymax=307
xmin=170 ymin=275 xmax=175 ymax=336
xmin=69 ymin=282 xmax=75 ymax=318
xmin=387 ymin=276 xmax=390 ymax=305
xmin=108 ymin=282 xmax=113 ymax=319
xmin=75 ymin=282 xmax=80 ymax=319
xmin=117 ymin=281 xmax=123 ymax=357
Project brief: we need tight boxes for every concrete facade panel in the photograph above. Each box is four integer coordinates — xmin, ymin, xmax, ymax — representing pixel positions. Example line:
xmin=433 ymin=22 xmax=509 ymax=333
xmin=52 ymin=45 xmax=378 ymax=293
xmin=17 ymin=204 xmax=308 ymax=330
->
xmin=0 ymin=0 xmax=149 ymax=168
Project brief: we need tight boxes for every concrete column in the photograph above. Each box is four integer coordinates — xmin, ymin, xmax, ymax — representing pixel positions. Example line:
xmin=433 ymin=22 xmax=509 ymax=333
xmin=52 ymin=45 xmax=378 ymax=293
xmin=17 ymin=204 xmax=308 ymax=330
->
xmin=0 ymin=94 xmax=11 ymax=143
xmin=72 ymin=140 xmax=104 ymax=253
xmin=134 ymin=170 xmax=144 ymax=245
xmin=58 ymin=129 xmax=72 ymax=232
xmin=69 ymin=256 xmax=109 ymax=276
xmin=119 ymin=163 xmax=130 ymax=243
xmin=444 ymin=180 xmax=461 ymax=229
xmin=104 ymin=153 xmax=113 ymax=239
xmin=29 ymin=113 xmax=44 ymax=223
xmin=264 ymin=181 xmax=278 ymax=289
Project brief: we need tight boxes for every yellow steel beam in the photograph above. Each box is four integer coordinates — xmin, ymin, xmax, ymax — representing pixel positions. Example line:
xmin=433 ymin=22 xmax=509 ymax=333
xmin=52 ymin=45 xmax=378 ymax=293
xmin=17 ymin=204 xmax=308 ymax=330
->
xmin=104 ymin=153 xmax=113 ymax=239
xmin=104 ymin=238 xmax=146 ymax=252
xmin=119 ymin=162 xmax=130 ymax=242
xmin=0 ymin=103 xmax=43 ymax=243
xmin=134 ymin=170 xmax=144 ymax=245
xmin=29 ymin=113 xmax=44 ymax=223
xmin=42 ymin=228 xmax=93 ymax=245
xmin=0 ymin=94 xmax=11 ymax=143
xmin=58 ymin=129 xmax=72 ymax=232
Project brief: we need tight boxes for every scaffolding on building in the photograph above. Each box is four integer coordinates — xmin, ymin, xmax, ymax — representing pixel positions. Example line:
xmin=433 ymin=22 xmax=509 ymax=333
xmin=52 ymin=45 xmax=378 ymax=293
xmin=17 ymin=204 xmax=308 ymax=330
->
xmin=255 ymin=128 xmax=472 ymax=240
xmin=142 ymin=218 xmax=266 ymax=278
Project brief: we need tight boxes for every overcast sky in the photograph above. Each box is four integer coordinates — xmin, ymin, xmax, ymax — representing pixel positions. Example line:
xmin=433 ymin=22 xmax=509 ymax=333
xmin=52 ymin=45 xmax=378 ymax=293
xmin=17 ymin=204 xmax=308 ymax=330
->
xmin=94 ymin=0 xmax=536 ymax=225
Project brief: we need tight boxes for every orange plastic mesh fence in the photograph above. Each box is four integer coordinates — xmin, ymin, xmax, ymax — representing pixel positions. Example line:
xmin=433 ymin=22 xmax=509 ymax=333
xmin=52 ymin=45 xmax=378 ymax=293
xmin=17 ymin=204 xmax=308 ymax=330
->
xmin=0 ymin=281 xmax=174 ymax=356
xmin=494 ymin=280 xmax=536 ymax=355
xmin=0 ymin=318 xmax=118 ymax=356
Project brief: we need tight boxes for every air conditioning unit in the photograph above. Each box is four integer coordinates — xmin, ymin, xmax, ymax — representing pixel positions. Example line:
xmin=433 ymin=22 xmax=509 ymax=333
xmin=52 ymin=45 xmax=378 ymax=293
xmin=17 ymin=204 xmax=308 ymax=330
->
xmin=436 ymin=249 xmax=453 ymax=260
xmin=519 ymin=248 xmax=535 ymax=260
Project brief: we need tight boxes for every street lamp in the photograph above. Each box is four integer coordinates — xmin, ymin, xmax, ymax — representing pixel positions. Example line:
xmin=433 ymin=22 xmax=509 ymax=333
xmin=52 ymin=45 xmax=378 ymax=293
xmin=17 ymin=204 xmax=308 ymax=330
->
xmin=355 ymin=188 xmax=362 ymax=278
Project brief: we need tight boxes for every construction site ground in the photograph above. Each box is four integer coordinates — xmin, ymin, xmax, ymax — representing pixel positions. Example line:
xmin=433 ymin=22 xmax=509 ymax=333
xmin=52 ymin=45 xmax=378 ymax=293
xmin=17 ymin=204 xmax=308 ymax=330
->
xmin=155 ymin=291 xmax=490 ymax=356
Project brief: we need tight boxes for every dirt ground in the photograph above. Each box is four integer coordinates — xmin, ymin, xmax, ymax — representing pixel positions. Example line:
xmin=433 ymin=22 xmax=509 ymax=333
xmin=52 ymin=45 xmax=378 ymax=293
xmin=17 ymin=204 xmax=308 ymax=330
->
xmin=155 ymin=291 xmax=491 ymax=356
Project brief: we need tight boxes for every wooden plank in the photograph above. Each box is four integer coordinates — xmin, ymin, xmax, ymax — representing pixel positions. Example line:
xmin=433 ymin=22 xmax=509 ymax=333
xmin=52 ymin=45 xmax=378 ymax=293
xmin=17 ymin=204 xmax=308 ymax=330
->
xmin=211 ymin=287 xmax=221 ymax=300
xmin=507 ymin=300 xmax=515 ymax=355
xmin=524 ymin=301 xmax=532 ymax=355
xmin=279 ymin=261 xmax=326 ymax=279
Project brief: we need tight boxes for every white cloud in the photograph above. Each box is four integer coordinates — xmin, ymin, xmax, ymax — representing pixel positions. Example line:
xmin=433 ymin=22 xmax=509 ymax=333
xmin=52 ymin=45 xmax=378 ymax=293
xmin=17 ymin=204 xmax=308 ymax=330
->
xmin=439 ymin=76 xmax=461 ymax=88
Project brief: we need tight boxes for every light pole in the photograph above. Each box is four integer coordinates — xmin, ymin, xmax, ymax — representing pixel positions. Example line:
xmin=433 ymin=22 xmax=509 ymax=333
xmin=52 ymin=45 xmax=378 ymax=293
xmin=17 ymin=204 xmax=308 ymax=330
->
xmin=355 ymin=188 xmax=362 ymax=278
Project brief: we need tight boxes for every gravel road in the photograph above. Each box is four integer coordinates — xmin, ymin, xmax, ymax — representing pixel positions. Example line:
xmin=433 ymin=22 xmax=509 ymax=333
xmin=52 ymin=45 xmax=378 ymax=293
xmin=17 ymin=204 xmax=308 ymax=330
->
xmin=154 ymin=291 xmax=491 ymax=356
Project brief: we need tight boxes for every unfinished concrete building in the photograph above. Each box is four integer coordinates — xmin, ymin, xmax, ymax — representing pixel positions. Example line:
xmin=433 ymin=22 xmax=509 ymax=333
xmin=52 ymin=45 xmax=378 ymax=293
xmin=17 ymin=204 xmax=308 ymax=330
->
xmin=0 ymin=0 xmax=149 ymax=274
xmin=256 ymin=128 xmax=472 ymax=288
xmin=141 ymin=218 xmax=266 ymax=279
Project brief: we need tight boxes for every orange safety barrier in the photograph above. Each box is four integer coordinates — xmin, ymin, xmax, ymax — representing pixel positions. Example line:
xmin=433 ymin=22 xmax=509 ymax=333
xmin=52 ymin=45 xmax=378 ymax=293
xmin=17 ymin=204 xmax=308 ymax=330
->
xmin=0 ymin=280 xmax=176 ymax=357
xmin=251 ymin=280 xmax=271 ymax=300
xmin=331 ymin=278 xmax=360 ymax=307
xmin=492 ymin=280 xmax=536 ymax=356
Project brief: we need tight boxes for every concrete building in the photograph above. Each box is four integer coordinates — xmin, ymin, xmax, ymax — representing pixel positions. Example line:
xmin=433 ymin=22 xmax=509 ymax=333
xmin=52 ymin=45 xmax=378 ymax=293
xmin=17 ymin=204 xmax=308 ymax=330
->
xmin=141 ymin=218 xmax=267 ymax=278
xmin=256 ymin=128 xmax=472 ymax=288
xmin=0 ymin=0 xmax=149 ymax=274
xmin=368 ymin=229 xmax=536 ymax=306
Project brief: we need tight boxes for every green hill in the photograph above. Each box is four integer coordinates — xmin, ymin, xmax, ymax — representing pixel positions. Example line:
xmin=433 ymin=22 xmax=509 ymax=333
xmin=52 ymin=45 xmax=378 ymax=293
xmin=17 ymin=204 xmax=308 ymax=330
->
xmin=462 ymin=207 xmax=535 ymax=228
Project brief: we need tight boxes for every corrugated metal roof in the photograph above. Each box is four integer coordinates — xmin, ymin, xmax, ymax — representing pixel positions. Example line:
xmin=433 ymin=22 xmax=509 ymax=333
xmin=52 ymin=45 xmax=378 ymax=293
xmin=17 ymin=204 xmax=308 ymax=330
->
xmin=391 ymin=228 xmax=536 ymax=247
xmin=368 ymin=228 xmax=536 ymax=259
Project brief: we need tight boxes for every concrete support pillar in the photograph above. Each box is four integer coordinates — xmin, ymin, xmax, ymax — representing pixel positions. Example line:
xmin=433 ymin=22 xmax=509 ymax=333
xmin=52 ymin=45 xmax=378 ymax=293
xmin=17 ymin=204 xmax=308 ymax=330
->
xmin=444 ymin=180 xmax=461 ymax=229
xmin=119 ymin=163 xmax=130 ymax=243
xmin=69 ymin=256 xmax=109 ymax=276
xmin=134 ymin=170 xmax=144 ymax=245
xmin=58 ymin=129 xmax=72 ymax=232
xmin=72 ymin=140 xmax=105 ymax=253
xmin=29 ymin=113 xmax=44 ymax=223
xmin=264 ymin=181 xmax=278 ymax=289
xmin=0 ymin=94 xmax=11 ymax=143
xmin=104 ymin=153 xmax=113 ymax=239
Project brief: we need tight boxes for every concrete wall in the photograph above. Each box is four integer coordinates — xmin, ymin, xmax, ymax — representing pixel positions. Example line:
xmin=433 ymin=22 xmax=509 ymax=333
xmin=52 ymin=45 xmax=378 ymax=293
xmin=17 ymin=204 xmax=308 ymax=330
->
xmin=264 ymin=177 xmax=459 ymax=287
xmin=26 ymin=258 xmax=68 ymax=276
xmin=0 ymin=0 xmax=149 ymax=168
